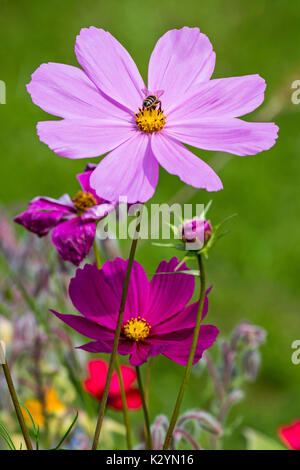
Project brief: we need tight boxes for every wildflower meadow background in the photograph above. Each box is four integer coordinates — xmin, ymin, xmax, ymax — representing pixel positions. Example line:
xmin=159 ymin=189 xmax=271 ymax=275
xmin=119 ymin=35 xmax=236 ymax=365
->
xmin=0 ymin=0 xmax=300 ymax=450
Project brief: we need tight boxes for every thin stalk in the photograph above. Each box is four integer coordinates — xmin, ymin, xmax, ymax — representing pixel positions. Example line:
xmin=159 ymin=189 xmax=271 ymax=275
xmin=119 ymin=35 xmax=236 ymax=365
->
xmin=91 ymin=207 xmax=143 ymax=450
xmin=145 ymin=357 xmax=152 ymax=408
xmin=136 ymin=366 xmax=152 ymax=450
xmin=93 ymin=239 xmax=102 ymax=269
xmin=115 ymin=355 xmax=133 ymax=450
xmin=163 ymin=254 xmax=206 ymax=450
xmin=93 ymin=239 xmax=132 ymax=449
xmin=1 ymin=361 xmax=33 ymax=450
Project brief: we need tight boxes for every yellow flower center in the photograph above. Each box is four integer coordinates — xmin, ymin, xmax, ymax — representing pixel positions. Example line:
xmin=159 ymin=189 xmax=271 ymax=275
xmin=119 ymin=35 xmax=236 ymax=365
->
xmin=73 ymin=191 xmax=97 ymax=213
xmin=123 ymin=316 xmax=151 ymax=342
xmin=135 ymin=108 xmax=166 ymax=133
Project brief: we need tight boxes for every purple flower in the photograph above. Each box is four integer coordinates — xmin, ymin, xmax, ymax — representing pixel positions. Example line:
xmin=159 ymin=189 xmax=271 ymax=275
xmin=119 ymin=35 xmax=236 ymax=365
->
xmin=14 ymin=166 xmax=114 ymax=266
xmin=51 ymin=257 xmax=219 ymax=366
xmin=182 ymin=219 xmax=212 ymax=249
xmin=27 ymin=27 xmax=278 ymax=204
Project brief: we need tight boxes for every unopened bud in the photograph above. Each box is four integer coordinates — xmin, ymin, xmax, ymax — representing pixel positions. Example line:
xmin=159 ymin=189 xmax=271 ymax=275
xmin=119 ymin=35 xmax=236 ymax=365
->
xmin=0 ymin=317 xmax=13 ymax=346
xmin=243 ymin=350 xmax=261 ymax=382
xmin=181 ymin=219 xmax=212 ymax=250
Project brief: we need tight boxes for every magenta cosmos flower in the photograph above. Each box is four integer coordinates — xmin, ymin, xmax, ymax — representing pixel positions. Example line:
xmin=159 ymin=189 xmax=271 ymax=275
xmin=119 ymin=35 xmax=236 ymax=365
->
xmin=278 ymin=419 xmax=300 ymax=450
xmin=51 ymin=257 xmax=219 ymax=366
xmin=14 ymin=164 xmax=114 ymax=265
xmin=27 ymin=27 xmax=278 ymax=204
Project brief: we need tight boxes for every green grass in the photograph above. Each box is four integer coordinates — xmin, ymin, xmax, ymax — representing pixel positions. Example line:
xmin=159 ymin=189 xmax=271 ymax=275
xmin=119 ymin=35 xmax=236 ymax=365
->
xmin=1 ymin=0 xmax=300 ymax=449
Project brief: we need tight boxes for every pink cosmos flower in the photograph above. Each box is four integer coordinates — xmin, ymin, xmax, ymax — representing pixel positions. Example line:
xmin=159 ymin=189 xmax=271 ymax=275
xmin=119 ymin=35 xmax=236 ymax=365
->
xmin=14 ymin=164 xmax=114 ymax=265
xmin=51 ymin=257 xmax=219 ymax=366
xmin=278 ymin=419 xmax=300 ymax=450
xmin=83 ymin=359 xmax=142 ymax=410
xmin=27 ymin=27 xmax=279 ymax=204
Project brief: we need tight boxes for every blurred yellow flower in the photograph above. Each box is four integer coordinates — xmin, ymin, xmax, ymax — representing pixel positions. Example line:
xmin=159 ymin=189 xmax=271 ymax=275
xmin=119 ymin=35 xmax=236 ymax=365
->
xmin=24 ymin=388 xmax=65 ymax=427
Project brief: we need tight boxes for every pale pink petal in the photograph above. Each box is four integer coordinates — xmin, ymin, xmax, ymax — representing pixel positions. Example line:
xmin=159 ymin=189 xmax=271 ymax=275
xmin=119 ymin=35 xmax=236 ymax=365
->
xmin=90 ymin=133 xmax=159 ymax=203
xmin=151 ymin=133 xmax=222 ymax=191
xmin=27 ymin=62 xmax=130 ymax=120
xmin=168 ymin=75 xmax=266 ymax=119
xmin=148 ymin=27 xmax=215 ymax=110
xmin=166 ymin=119 xmax=279 ymax=156
xmin=75 ymin=27 xmax=145 ymax=111
xmin=37 ymin=119 xmax=135 ymax=158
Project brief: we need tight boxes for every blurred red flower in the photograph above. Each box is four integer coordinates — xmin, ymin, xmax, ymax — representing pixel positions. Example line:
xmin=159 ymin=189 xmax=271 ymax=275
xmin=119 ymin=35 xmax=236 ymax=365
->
xmin=278 ymin=419 xmax=300 ymax=450
xmin=83 ymin=359 xmax=142 ymax=410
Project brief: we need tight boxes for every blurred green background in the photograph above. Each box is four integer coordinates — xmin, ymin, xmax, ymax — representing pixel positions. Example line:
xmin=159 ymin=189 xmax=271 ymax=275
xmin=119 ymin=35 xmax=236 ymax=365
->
xmin=1 ymin=0 xmax=300 ymax=449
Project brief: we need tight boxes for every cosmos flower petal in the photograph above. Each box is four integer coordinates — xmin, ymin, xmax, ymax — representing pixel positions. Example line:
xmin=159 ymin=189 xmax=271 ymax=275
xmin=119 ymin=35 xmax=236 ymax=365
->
xmin=168 ymin=75 xmax=267 ymax=119
xmin=26 ymin=62 xmax=131 ymax=120
xmin=50 ymin=310 xmax=114 ymax=340
xmin=151 ymin=133 xmax=223 ymax=191
xmin=37 ymin=119 xmax=135 ymax=159
xmin=163 ymin=325 xmax=219 ymax=365
xmin=151 ymin=287 xmax=213 ymax=335
xmin=90 ymin=133 xmax=159 ymax=203
xmin=109 ymin=365 xmax=137 ymax=395
xmin=52 ymin=217 xmax=96 ymax=266
xmin=75 ymin=27 xmax=145 ymax=111
xmin=81 ymin=203 xmax=116 ymax=223
xmin=69 ymin=263 xmax=120 ymax=328
xmin=148 ymin=27 xmax=215 ymax=110
xmin=101 ymin=258 xmax=150 ymax=323
xmin=278 ymin=420 xmax=300 ymax=450
xmin=109 ymin=388 xmax=142 ymax=410
xmin=78 ymin=340 xmax=114 ymax=354
xmin=129 ymin=343 xmax=166 ymax=367
xmin=146 ymin=257 xmax=195 ymax=326
xmin=166 ymin=118 xmax=279 ymax=156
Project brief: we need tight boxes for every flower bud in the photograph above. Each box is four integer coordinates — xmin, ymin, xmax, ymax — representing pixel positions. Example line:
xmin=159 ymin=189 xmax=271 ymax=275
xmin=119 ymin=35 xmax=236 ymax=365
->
xmin=0 ymin=316 xmax=13 ymax=346
xmin=242 ymin=350 xmax=261 ymax=382
xmin=181 ymin=219 xmax=212 ymax=250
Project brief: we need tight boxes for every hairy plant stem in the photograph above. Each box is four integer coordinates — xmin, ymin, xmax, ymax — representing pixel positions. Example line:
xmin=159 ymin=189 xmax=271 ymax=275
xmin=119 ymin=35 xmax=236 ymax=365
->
xmin=136 ymin=366 xmax=152 ymax=450
xmin=115 ymin=355 xmax=133 ymax=450
xmin=91 ymin=207 xmax=143 ymax=450
xmin=163 ymin=254 xmax=205 ymax=450
xmin=93 ymin=243 xmax=133 ymax=450
xmin=1 ymin=361 xmax=33 ymax=450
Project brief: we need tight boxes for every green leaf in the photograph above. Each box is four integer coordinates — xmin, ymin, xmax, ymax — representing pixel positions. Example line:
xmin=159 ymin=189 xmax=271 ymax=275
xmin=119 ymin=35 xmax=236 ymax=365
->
xmin=244 ymin=428 xmax=286 ymax=450
xmin=52 ymin=411 xmax=78 ymax=450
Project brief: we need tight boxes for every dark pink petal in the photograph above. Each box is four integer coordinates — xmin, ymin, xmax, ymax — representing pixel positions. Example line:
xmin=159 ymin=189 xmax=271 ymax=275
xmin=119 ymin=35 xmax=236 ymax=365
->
xmin=151 ymin=133 xmax=222 ymax=192
xmin=148 ymin=27 xmax=215 ymax=110
xmin=278 ymin=420 xmax=300 ymax=450
xmin=83 ymin=359 xmax=108 ymax=399
xmin=69 ymin=263 xmax=120 ymax=328
xmin=168 ymin=75 xmax=266 ymax=119
xmin=101 ymin=258 xmax=150 ymax=323
xmin=52 ymin=217 xmax=96 ymax=266
xmin=163 ymin=325 xmax=219 ymax=365
xmin=14 ymin=195 xmax=74 ymax=237
xmin=75 ymin=27 xmax=145 ymax=111
xmin=37 ymin=119 xmax=135 ymax=159
xmin=26 ymin=62 xmax=130 ymax=120
xmin=90 ymin=133 xmax=159 ymax=203
xmin=129 ymin=343 xmax=166 ymax=367
xmin=77 ymin=170 xmax=100 ymax=201
xmin=50 ymin=310 xmax=114 ymax=340
xmin=146 ymin=257 xmax=195 ymax=327
xmin=78 ymin=340 xmax=114 ymax=354
xmin=166 ymin=119 xmax=279 ymax=156
xmin=151 ymin=287 xmax=212 ymax=336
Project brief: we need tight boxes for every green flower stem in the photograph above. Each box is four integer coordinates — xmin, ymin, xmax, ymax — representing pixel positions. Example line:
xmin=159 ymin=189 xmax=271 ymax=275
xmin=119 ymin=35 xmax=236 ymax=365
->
xmin=136 ymin=366 xmax=152 ymax=450
xmin=93 ymin=240 xmax=133 ymax=449
xmin=115 ymin=355 xmax=133 ymax=450
xmin=163 ymin=254 xmax=205 ymax=450
xmin=93 ymin=239 xmax=102 ymax=269
xmin=1 ymin=361 xmax=33 ymax=450
xmin=91 ymin=208 xmax=143 ymax=450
